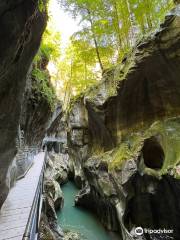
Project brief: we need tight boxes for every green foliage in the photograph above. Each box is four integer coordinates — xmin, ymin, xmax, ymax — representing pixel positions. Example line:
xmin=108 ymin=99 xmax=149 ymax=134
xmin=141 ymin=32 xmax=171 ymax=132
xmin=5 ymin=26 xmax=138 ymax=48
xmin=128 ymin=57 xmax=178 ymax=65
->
xmin=108 ymin=118 xmax=180 ymax=172
xmin=48 ymin=0 xmax=174 ymax=106
xmin=58 ymin=38 xmax=100 ymax=107
xmin=42 ymin=30 xmax=61 ymax=60
xmin=59 ymin=0 xmax=174 ymax=70
xmin=109 ymin=135 xmax=144 ymax=170
xmin=147 ymin=118 xmax=180 ymax=174
xmin=110 ymin=144 xmax=133 ymax=169
xmin=34 ymin=28 xmax=61 ymax=64
xmin=31 ymin=21 xmax=60 ymax=110
xmin=38 ymin=0 xmax=47 ymax=12
xmin=32 ymin=67 xmax=56 ymax=110
xmin=32 ymin=68 xmax=47 ymax=82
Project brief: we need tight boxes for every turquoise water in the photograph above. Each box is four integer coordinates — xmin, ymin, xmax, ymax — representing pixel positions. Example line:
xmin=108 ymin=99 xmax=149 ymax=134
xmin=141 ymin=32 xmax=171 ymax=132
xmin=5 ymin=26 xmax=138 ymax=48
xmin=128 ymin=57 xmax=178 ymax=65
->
xmin=57 ymin=182 xmax=120 ymax=240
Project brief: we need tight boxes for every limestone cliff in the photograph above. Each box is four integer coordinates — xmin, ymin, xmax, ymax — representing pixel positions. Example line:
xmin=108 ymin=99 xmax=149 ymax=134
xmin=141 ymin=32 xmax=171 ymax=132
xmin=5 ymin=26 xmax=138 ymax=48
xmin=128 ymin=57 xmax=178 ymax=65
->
xmin=20 ymin=56 xmax=55 ymax=147
xmin=0 ymin=0 xmax=47 ymax=207
xmin=66 ymin=5 xmax=180 ymax=240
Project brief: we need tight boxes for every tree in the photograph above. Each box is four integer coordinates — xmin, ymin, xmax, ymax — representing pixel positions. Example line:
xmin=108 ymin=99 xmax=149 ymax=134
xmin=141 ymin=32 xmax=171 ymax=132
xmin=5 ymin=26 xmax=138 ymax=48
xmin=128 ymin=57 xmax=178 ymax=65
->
xmin=59 ymin=0 xmax=113 ymax=72
xmin=54 ymin=0 xmax=174 ymax=103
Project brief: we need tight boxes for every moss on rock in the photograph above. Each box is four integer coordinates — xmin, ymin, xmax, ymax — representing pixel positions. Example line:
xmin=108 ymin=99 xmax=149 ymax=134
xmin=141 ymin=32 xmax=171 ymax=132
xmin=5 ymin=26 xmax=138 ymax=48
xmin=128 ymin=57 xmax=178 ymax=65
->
xmin=93 ymin=117 xmax=180 ymax=175
xmin=31 ymin=53 xmax=56 ymax=111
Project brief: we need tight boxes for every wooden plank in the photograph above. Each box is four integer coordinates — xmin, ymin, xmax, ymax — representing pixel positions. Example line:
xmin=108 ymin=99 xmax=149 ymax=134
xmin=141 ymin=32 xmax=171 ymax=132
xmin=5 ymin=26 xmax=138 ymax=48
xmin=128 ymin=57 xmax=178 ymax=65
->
xmin=0 ymin=213 xmax=28 ymax=224
xmin=0 ymin=207 xmax=31 ymax=217
xmin=0 ymin=152 xmax=45 ymax=240
xmin=7 ymin=237 xmax=23 ymax=240
xmin=0 ymin=218 xmax=26 ymax=231
xmin=8 ymin=237 xmax=23 ymax=240
xmin=2 ymin=202 xmax=32 ymax=211
xmin=0 ymin=226 xmax=25 ymax=240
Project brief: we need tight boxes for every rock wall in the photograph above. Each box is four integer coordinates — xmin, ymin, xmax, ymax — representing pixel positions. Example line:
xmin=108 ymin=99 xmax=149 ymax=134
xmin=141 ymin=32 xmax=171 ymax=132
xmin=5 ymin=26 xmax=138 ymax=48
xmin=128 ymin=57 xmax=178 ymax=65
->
xmin=67 ymin=6 xmax=180 ymax=240
xmin=67 ymin=99 xmax=89 ymax=188
xmin=84 ymin=6 xmax=180 ymax=151
xmin=15 ymin=62 xmax=55 ymax=179
xmin=39 ymin=152 xmax=69 ymax=240
xmin=0 ymin=0 xmax=47 ymax=207
xmin=20 ymin=68 xmax=53 ymax=147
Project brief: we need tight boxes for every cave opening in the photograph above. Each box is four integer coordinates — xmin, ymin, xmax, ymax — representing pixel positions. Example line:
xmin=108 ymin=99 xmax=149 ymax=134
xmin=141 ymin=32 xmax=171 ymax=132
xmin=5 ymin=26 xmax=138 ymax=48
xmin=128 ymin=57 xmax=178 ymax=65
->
xmin=142 ymin=136 xmax=165 ymax=169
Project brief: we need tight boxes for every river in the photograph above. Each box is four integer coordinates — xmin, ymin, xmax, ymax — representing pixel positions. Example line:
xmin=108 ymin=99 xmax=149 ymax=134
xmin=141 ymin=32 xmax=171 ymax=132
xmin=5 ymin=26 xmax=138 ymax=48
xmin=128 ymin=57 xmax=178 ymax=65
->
xmin=57 ymin=181 xmax=120 ymax=240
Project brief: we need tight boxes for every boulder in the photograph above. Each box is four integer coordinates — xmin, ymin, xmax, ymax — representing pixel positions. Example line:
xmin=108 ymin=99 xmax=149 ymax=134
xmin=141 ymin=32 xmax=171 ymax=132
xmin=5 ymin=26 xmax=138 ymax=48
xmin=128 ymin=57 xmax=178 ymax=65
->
xmin=45 ymin=153 xmax=69 ymax=184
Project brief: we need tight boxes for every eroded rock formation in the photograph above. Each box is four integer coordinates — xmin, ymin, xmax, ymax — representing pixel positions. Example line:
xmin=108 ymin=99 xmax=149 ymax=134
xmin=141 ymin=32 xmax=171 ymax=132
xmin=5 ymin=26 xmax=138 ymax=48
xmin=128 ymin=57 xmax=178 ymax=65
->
xmin=66 ymin=5 xmax=180 ymax=240
xmin=39 ymin=152 xmax=69 ymax=240
xmin=0 ymin=0 xmax=48 ymax=207
xmin=20 ymin=65 xmax=53 ymax=147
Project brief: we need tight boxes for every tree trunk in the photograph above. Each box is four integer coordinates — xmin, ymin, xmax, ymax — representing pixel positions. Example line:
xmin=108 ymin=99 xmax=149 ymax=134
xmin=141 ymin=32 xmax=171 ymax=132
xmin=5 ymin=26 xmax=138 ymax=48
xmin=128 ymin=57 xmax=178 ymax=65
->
xmin=112 ymin=0 xmax=122 ymax=48
xmin=144 ymin=0 xmax=153 ymax=29
xmin=125 ymin=0 xmax=134 ymax=44
xmin=64 ymin=59 xmax=73 ymax=108
xmin=87 ymin=9 xmax=104 ymax=73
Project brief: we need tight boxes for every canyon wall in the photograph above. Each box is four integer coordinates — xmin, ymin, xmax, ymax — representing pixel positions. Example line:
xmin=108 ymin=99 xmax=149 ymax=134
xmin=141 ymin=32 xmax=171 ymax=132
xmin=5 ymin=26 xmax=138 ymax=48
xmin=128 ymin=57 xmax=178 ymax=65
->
xmin=0 ymin=0 xmax=49 ymax=207
xmin=67 ymin=6 xmax=180 ymax=239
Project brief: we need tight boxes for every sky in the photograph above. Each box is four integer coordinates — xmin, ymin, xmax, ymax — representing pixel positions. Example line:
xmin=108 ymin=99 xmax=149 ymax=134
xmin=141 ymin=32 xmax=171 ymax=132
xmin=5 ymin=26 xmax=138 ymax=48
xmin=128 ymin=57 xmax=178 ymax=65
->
xmin=48 ymin=0 xmax=79 ymax=48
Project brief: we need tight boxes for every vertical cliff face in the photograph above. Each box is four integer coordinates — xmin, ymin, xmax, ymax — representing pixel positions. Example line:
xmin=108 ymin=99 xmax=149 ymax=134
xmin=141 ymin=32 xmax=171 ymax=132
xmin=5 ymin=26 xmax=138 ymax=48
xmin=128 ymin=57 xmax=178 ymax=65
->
xmin=67 ymin=6 xmax=180 ymax=239
xmin=67 ymin=99 xmax=89 ymax=187
xmin=84 ymin=6 xmax=180 ymax=151
xmin=68 ymin=5 xmax=180 ymax=177
xmin=20 ymin=61 xmax=54 ymax=147
xmin=0 ymin=1 xmax=47 ymax=207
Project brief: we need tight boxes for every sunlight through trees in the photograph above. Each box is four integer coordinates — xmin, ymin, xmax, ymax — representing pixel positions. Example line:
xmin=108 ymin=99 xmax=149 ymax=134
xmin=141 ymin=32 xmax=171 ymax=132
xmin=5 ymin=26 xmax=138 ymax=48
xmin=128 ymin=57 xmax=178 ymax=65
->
xmin=35 ymin=0 xmax=174 ymax=107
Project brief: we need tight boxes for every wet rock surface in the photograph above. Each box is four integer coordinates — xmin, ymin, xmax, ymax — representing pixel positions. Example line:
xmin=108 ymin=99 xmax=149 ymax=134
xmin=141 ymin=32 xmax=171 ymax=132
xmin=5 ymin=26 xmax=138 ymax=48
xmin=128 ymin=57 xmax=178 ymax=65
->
xmin=39 ymin=152 xmax=69 ymax=240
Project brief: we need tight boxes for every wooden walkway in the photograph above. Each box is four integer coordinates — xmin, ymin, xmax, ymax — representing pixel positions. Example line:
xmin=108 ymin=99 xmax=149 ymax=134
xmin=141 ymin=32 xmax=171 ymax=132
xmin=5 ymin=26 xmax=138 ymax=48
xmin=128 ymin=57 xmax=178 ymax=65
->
xmin=0 ymin=152 xmax=45 ymax=240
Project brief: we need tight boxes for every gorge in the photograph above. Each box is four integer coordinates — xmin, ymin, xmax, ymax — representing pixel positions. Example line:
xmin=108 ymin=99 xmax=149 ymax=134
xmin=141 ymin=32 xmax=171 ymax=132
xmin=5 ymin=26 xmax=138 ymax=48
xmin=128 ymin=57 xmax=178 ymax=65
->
xmin=57 ymin=181 xmax=119 ymax=240
xmin=0 ymin=1 xmax=180 ymax=240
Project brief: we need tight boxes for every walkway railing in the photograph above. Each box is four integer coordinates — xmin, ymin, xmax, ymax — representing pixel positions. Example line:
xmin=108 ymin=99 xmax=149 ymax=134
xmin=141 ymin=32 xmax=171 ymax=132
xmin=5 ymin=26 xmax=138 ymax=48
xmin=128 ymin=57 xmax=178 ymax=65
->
xmin=23 ymin=151 xmax=47 ymax=240
xmin=0 ymin=151 xmax=46 ymax=240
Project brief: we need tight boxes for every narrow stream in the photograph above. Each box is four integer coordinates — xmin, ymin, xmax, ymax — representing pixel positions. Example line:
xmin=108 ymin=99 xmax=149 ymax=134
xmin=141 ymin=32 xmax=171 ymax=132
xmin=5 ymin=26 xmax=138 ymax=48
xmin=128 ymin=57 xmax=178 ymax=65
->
xmin=57 ymin=181 xmax=120 ymax=240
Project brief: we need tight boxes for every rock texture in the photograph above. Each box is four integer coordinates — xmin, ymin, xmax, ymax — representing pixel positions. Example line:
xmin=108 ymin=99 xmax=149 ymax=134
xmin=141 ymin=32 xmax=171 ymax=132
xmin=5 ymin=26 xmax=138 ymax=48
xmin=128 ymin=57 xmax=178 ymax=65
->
xmin=39 ymin=152 xmax=68 ymax=240
xmin=84 ymin=6 xmax=180 ymax=151
xmin=75 ymin=159 xmax=120 ymax=232
xmin=15 ymin=55 xmax=56 ymax=179
xmin=124 ymin=174 xmax=180 ymax=239
xmin=45 ymin=152 xmax=69 ymax=186
xmin=0 ymin=0 xmax=47 ymax=207
xmin=66 ymin=6 xmax=180 ymax=240
xmin=67 ymin=99 xmax=89 ymax=188
xmin=20 ymin=67 xmax=53 ymax=147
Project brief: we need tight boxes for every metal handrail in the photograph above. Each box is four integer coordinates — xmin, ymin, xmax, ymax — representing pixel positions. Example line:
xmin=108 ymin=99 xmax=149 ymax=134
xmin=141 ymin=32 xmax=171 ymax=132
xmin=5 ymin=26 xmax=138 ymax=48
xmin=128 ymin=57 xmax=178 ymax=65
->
xmin=23 ymin=152 xmax=47 ymax=240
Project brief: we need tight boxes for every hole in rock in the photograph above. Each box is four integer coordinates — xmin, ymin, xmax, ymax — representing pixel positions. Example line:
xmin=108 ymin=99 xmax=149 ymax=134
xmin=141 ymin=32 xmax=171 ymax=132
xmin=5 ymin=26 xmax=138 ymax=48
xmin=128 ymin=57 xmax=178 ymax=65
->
xmin=142 ymin=136 xmax=165 ymax=169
